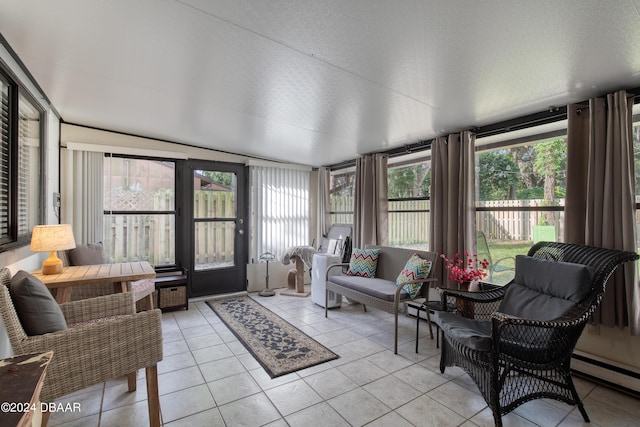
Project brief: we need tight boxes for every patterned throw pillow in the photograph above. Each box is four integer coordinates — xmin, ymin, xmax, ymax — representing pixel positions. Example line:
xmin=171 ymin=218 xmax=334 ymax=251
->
xmin=396 ymin=254 xmax=433 ymax=298
xmin=346 ymin=248 xmax=380 ymax=278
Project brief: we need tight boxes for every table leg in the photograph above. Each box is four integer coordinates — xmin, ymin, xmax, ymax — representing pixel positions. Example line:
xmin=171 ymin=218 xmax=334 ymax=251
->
xmin=54 ymin=287 xmax=72 ymax=304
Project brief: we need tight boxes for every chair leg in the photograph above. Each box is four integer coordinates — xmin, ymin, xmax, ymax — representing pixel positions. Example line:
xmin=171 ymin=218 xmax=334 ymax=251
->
xmin=127 ymin=371 xmax=137 ymax=392
xmin=415 ymin=310 xmax=420 ymax=353
xmin=146 ymin=365 xmax=161 ymax=427
xmin=394 ymin=309 xmax=398 ymax=354
xmin=41 ymin=408 xmax=51 ymax=427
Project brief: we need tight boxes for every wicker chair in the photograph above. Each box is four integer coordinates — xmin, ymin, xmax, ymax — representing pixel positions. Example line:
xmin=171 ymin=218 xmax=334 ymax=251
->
xmin=0 ymin=268 xmax=163 ymax=427
xmin=433 ymin=242 xmax=638 ymax=427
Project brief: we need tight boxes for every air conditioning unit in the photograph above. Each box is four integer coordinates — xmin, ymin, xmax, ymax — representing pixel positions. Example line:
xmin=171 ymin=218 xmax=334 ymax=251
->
xmin=311 ymin=253 xmax=342 ymax=308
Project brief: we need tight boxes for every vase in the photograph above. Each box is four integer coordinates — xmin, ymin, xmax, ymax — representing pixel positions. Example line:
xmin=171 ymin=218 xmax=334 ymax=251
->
xmin=457 ymin=280 xmax=478 ymax=318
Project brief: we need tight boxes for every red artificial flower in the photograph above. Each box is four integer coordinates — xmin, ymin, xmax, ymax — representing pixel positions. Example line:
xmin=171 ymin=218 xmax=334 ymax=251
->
xmin=440 ymin=252 xmax=489 ymax=284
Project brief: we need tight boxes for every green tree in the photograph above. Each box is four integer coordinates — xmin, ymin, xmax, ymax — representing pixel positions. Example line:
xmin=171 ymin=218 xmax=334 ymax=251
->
xmin=478 ymin=151 xmax=520 ymax=201
xmin=533 ymin=138 xmax=567 ymax=224
xmin=199 ymin=171 xmax=234 ymax=187
xmin=388 ymin=164 xmax=430 ymax=198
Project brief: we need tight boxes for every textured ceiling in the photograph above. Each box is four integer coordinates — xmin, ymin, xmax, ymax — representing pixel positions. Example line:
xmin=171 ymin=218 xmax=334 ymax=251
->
xmin=1 ymin=0 xmax=640 ymax=167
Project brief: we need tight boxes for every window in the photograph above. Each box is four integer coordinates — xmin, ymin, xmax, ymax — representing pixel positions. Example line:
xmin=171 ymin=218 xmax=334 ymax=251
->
xmin=475 ymin=129 xmax=567 ymax=284
xmin=0 ymin=68 xmax=43 ymax=250
xmin=329 ymin=169 xmax=355 ymax=226
xmin=103 ymin=156 xmax=176 ymax=265
xmin=249 ymin=166 xmax=310 ymax=261
xmin=387 ymin=158 xmax=430 ymax=249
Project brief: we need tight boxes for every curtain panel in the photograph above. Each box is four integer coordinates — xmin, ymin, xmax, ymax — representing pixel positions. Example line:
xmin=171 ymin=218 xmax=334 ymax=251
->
xmin=316 ymin=167 xmax=331 ymax=245
xmin=430 ymin=131 xmax=477 ymax=288
xmin=353 ymin=153 xmax=388 ymax=248
xmin=565 ymin=90 xmax=639 ymax=333
xmin=60 ymin=148 xmax=104 ymax=244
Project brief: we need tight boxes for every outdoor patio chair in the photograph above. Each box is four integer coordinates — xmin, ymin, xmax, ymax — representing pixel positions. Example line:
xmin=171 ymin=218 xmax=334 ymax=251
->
xmin=432 ymin=241 xmax=638 ymax=427
xmin=476 ymin=231 xmax=515 ymax=282
xmin=0 ymin=268 xmax=163 ymax=426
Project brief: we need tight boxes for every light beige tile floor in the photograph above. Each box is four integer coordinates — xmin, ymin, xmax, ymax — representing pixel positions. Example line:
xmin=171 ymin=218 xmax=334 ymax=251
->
xmin=48 ymin=290 xmax=640 ymax=427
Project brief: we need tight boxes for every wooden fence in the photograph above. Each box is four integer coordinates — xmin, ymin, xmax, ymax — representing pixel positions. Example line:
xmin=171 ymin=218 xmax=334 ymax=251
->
xmin=104 ymin=190 xmax=236 ymax=266
xmin=330 ymin=196 xmax=563 ymax=245
xmin=105 ymin=193 xmax=563 ymax=265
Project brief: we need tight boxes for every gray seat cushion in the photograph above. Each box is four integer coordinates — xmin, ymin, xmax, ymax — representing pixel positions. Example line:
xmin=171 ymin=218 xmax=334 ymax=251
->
xmin=498 ymin=255 xmax=594 ymax=320
xmin=432 ymin=311 xmax=492 ymax=351
xmin=9 ymin=270 xmax=68 ymax=335
xmin=328 ymin=275 xmax=409 ymax=301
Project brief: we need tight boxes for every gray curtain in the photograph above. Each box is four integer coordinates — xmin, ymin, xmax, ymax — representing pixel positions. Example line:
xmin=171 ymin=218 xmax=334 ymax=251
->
xmin=353 ymin=154 xmax=388 ymax=248
xmin=430 ymin=131 xmax=477 ymax=288
xmin=565 ymin=90 xmax=639 ymax=334
xmin=316 ymin=167 xmax=331 ymax=245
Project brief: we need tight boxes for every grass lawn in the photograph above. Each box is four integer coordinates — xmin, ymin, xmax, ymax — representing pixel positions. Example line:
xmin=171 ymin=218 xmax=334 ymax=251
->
xmin=483 ymin=240 xmax=532 ymax=285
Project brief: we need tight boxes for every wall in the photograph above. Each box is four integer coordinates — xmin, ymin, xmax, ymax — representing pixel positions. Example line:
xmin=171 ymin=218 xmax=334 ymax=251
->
xmin=0 ymin=43 xmax=61 ymax=358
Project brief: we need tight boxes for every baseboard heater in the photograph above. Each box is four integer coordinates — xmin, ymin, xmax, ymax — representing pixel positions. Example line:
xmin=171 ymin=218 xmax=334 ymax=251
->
xmin=572 ymin=350 xmax=640 ymax=397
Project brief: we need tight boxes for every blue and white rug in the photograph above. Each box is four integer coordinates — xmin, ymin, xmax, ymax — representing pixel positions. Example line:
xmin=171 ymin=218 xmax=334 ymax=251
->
xmin=207 ymin=296 xmax=339 ymax=378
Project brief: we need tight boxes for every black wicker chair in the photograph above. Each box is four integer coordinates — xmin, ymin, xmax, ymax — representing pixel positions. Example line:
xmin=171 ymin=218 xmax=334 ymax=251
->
xmin=433 ymin=242 xmax=638 ymax=427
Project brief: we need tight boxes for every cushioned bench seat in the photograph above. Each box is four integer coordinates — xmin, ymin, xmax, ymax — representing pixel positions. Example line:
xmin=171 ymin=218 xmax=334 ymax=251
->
xmin=325 ymin=245 xmax=438 ymax=354
xmin=328 ymin=275 xmax=410 ymax=301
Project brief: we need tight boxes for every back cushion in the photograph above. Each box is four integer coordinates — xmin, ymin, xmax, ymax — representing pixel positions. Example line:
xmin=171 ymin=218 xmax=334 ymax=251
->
xmin=498 ymin=256 xmax=594 ymax=320
xmin=68 ymin=243 xmax=104 ymax=266
xmin=9 ymin=270 xmax=68 ymax=335
xmin=346 ymin=248 xmax=380 ymax=278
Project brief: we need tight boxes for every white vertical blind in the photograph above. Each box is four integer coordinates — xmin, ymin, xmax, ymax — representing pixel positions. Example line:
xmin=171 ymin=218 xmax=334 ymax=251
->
xmin=249 ymin=166 xmax=310 ymax=262
xmin=61 ymin=149 xmax=103 ymax=244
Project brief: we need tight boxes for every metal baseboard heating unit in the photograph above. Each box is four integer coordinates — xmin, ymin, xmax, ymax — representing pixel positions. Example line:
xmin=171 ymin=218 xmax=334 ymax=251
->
xmin=572 ymin=350 xmax=640 ymax=397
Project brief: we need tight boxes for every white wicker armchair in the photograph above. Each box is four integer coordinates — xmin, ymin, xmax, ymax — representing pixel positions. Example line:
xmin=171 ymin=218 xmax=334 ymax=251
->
xmin=0 ymin=268 xmax=163 ymax=427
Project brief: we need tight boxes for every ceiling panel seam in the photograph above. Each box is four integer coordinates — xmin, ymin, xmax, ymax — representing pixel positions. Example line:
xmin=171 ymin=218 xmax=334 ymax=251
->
xmin=174 ymin=0 xmax=436 ymax=109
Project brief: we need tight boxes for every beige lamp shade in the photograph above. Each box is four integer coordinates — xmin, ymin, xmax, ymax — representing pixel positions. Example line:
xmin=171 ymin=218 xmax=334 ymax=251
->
xmin=30 ymin=224 xmax=76 ymax=275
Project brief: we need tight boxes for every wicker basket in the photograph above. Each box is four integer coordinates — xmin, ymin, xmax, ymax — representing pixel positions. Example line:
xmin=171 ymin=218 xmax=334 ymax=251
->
xmin=158 ymin=285 xmax=186 ymax=310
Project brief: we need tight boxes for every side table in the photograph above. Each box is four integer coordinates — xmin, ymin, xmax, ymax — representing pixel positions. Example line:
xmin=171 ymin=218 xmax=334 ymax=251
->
xmin=0 ymin=351 xmax=53 ymax=427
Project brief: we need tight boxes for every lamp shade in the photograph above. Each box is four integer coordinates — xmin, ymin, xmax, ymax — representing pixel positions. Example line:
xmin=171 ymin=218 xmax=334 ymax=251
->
xmin=30 ymin=224 xmax=76 ymax=252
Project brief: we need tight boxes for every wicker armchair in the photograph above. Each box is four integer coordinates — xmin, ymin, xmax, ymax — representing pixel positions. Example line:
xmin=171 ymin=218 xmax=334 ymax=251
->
xmin=433 ymin=242 xmax=638 ymax=427
xmin=0 ymin=268 xmax=163 ymax=427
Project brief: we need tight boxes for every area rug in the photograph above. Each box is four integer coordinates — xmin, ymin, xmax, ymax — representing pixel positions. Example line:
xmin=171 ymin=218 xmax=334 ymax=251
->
xmin=206 ymin=296 xmax=339 ymax=378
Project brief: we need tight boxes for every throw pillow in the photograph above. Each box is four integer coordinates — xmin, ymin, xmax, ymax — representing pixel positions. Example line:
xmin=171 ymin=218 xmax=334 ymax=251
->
xmin=396 ymin=254 xmax=433 ymax=298
xmin=9 ymin=270 xmax=68 ymax=335
xmin=68 ymin=242 xmax=104 ymax=266
xmin=346 ymin=248 xmax=380 ymax=278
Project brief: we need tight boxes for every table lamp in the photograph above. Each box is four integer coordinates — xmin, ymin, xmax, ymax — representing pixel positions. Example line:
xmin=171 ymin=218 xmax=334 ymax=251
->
xmin=30 ymin=224 xmax=76 ymax=275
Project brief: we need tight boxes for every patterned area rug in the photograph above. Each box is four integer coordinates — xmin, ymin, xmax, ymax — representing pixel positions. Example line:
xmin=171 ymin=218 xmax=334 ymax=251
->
xmin=206 ymin=296 xmax=339 ymax=378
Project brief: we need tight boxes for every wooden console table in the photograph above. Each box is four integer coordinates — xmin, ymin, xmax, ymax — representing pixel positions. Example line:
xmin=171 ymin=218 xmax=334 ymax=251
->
xmin=31 ymin=261 xmax=156 ymax=303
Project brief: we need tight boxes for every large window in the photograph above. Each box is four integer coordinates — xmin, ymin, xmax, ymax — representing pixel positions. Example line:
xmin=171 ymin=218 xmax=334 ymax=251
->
xmin=329 ymin=169 xmax=355 ymax=226
xmin=387 ymin=158 xmax=430 ymax=249
xmin=476 ymin=129 xmax=567 ymax=284
xmin=0 ymin=68 xmax=43 ymax=250
xmin=103 ymin=156 xmax=176 ymax=265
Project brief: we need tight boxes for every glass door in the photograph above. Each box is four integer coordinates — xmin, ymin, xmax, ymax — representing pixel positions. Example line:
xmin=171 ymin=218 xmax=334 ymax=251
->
xmin=182 ymin=160 xmax=247 ymax=297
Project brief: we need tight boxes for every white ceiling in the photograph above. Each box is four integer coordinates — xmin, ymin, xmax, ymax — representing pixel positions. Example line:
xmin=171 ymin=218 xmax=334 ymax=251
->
xmin=1 ymin=0 xmax=640 ymax=167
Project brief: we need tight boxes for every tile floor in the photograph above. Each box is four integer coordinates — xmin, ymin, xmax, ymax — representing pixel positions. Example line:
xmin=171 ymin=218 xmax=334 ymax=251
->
xmin=48 ymin=290 xmax=640 ymax=427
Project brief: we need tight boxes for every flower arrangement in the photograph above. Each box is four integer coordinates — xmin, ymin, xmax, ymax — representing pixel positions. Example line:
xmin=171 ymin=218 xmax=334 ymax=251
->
xmin=440 ymin=251 xmax=489 ymax=284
